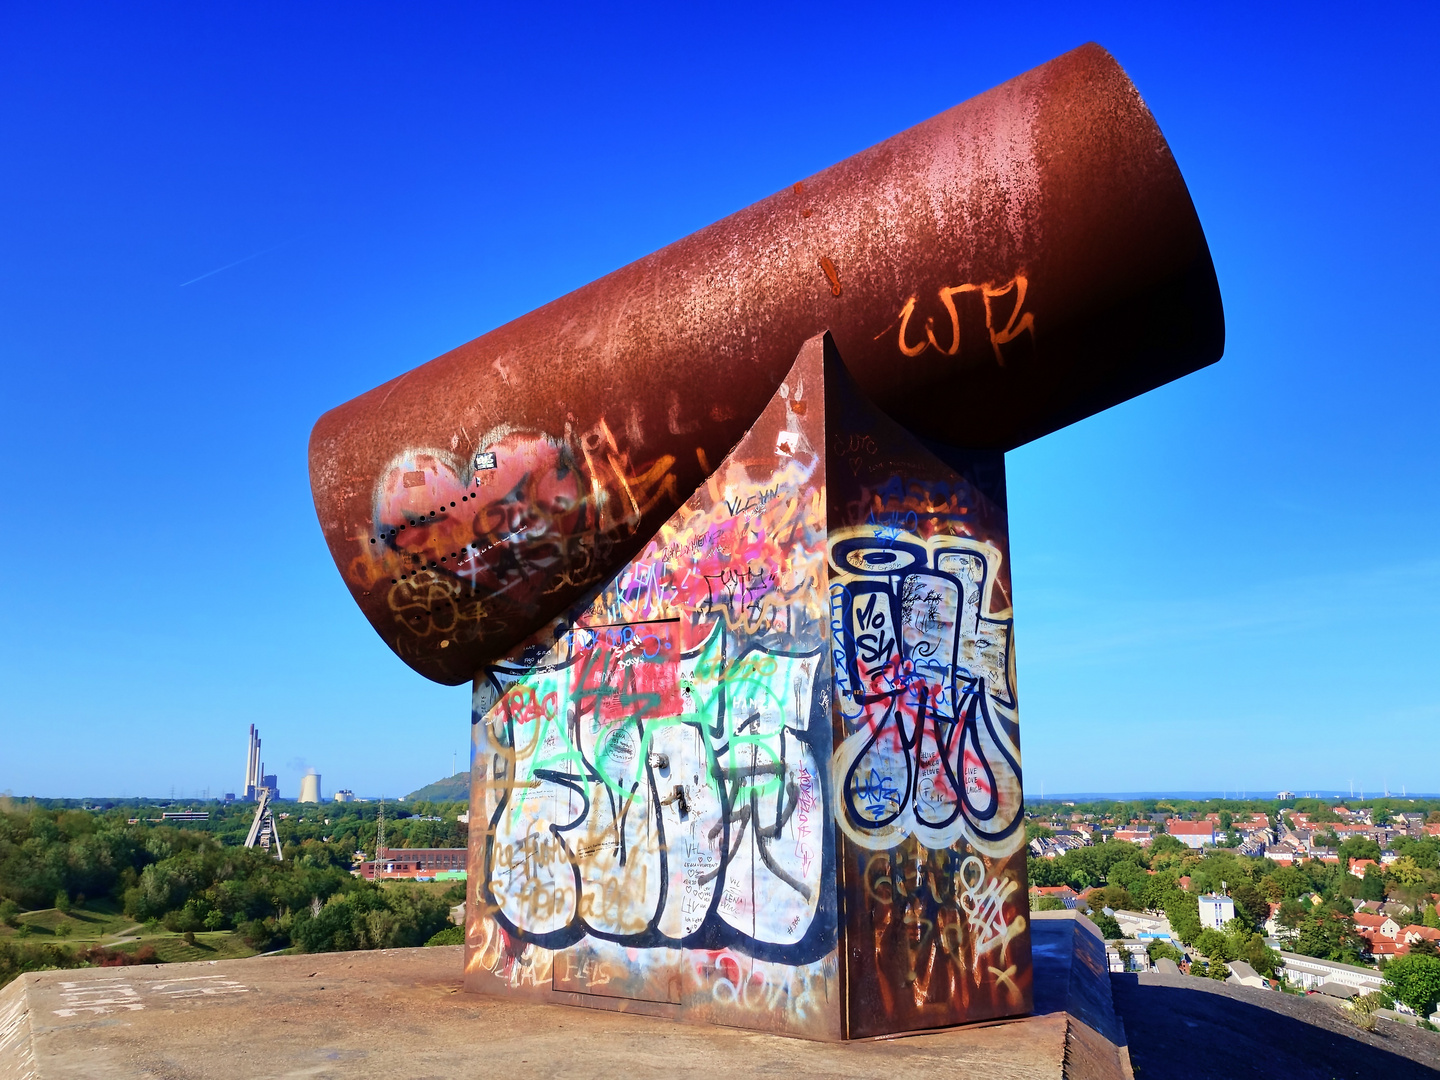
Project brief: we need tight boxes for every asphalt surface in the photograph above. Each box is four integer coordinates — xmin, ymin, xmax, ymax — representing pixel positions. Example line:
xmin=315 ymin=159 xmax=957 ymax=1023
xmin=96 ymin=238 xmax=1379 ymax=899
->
xmin=1112 ymin=972 xmax=1440 ymax=1080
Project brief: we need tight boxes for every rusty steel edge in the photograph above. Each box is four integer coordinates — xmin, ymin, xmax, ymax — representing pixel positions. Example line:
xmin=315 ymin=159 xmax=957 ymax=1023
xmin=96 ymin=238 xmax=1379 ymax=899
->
xmin=309 ymin=42 xmax=1223 ymax=685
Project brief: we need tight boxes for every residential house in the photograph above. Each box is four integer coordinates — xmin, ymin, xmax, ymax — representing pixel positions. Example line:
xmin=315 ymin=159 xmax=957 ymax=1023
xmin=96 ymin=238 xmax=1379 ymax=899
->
xmin=1106 ymin=941 xmax=1151 ymax=973
xmin=1265 ymin=843 xmax=1300 ymax=865
xmin=1348 ymin=858 xmax=1378 ymax=877
xmin=1352 ymin=913 xmax=1400 ymax=940
xmin=1199 ymin=894 xmax=1236 ymax=931
xmin=1114 ymin=910 xmax=1175 ymax=941
xmin=1237 ymin=833 xmax=1270 ymax=857
xmin=1029 ymin=830 xmax=1091 ymax=859
xmin=1264 ymin=903 xmax=1282 ymax=937
xmin=1401 ymin=925 xmax=1440 ymax=947
xmin=1114 ymin=826 xmax=1154 ymax=846
xmin=1278 ymin=953 xmax=1387 ymax=997
xmin=1031 ymin=885 xmax=1082 ymax=909
xmin=1167 ymin=820 xmax=1216 ymax=849
xmin=1335 ymin=823 xmax=1376 ymax=840
xmin=1226 ymin=960 xmax=1268 ymax=989
xmin=1371 ymin=939 xmax=1409 ymax=959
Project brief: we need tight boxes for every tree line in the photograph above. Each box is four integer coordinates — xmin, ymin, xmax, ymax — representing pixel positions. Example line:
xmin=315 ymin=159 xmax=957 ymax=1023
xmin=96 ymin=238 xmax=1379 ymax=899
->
xmin=0 ymin=800 xmax=468 ymax=987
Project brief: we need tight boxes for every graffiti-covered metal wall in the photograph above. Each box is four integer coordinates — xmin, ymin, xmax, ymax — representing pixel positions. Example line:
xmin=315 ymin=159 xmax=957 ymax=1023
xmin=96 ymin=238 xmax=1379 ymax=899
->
xmin=464 ymin=335 xmax=1029 ymax=1037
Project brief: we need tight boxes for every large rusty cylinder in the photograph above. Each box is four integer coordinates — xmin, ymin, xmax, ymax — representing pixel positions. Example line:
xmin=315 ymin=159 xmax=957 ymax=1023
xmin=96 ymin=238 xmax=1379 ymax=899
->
xmin=309 ymin=41 xmax=1223 ymax=686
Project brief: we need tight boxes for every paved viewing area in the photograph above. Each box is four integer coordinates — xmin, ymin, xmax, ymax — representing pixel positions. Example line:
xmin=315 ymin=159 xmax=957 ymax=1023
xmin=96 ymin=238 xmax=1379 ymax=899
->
xmin=2 ymin=913 xmax=1127 ymax=1080
xmin=7 ymin=911 xmax=1438 ymax=1079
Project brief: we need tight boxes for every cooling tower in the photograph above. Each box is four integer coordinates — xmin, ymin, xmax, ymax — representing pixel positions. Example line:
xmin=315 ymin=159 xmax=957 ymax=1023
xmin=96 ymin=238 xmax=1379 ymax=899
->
xmin=298 ymin=773 xmax=321 ymax=804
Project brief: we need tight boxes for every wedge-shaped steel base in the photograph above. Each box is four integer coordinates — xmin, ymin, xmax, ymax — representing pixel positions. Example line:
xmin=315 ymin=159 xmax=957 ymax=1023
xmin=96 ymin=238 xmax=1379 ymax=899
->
xmin=464 ymin=333 xmax=1031 ymax=1039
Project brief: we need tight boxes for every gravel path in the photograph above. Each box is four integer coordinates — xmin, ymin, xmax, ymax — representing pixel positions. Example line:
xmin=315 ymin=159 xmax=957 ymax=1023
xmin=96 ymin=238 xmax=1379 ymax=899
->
xmin=1112 ymin=971 xmax=1440 ymax=1079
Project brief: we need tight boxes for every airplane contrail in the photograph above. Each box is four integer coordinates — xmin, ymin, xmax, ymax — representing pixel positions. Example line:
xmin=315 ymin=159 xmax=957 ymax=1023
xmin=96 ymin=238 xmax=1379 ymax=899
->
xmin=179 ymin=236 xmax=300 ymax=287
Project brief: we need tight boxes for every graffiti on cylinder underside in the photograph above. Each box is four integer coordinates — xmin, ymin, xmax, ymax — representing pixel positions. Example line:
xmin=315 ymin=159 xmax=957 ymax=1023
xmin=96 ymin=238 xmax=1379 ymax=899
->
xmin=827 ymin=527 xmax=1022 ymax=858
xmin=350 ymin=418 xmax=680 ymax=669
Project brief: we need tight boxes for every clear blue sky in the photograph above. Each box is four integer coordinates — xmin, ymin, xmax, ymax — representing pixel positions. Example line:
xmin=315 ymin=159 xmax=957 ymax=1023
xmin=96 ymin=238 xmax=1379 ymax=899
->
xmin=1 ymin=4 xmax=1436 ymax=800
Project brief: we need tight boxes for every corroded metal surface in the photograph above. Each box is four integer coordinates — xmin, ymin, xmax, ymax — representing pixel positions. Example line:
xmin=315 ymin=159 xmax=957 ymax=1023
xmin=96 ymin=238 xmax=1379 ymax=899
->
xmin=309 ymin=41 xmax=1223 ymax=685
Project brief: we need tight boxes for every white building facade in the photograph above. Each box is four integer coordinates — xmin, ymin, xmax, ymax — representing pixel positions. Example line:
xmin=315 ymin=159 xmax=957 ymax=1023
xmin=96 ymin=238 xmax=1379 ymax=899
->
xmin=1198 ymin=894 xmax=1236 ymax=931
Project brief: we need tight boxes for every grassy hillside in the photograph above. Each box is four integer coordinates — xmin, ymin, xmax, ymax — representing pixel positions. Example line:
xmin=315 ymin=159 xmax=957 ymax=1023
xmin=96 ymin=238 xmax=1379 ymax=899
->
xmin=1 ymin=900 xmax=259 ymax=985
xmin=405 ymin=772 xmax=470 ymax=803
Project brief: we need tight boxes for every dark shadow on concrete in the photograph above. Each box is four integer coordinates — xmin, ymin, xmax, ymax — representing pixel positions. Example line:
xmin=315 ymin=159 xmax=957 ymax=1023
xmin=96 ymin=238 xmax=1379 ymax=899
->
xmin=1111 ymin=973 xmax=1440 ymax=1080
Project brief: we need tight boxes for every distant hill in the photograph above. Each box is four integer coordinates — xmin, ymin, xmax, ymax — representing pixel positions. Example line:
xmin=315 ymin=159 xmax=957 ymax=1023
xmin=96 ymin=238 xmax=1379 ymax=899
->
xmin=404 ymin=772 xmax=470 ymax=802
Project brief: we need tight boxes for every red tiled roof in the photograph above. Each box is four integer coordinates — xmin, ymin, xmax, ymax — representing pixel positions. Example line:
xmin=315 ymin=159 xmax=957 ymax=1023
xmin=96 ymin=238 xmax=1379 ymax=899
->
xmin=1167 ymin=821 xmax=1215 ymax=835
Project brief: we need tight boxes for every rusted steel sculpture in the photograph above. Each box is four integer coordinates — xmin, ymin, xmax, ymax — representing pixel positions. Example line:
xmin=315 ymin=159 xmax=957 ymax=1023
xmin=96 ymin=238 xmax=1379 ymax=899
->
xmin=309 ymin=42 xmax=1222 ymax=1039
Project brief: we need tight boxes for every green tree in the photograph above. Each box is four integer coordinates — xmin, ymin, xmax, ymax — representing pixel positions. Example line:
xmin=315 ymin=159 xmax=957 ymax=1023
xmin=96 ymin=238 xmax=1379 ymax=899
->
xmin=1149 ymin=835 xmax=1189 ymax=859
xmin=1386 ymin=857 xmax=1427 ymax=889
xmin=1086 ymin=910 xmax=1122 ymax=939
xmin=290 ymin=883 xmax=450 ymax=953
xmin=1393 ymin=837 xmax=1439 ymax=871
xmin=1163 ymin=894 xmax=1201 ymax=945
xmin=1293 ymin=906 xmax=1365 ymax=964
xmin=1196 ymin=928 xmax=1234 ymax=962
xmin=1146 ymin=939 xmax=1184 ymax=965
xmin=1339 ymin=837 xmax=1382 ymax=863
xmin=1027 ymin=857 xmax=1063 ymax=888
xmin=1226 ymin=919 xmax=1281 ymax=978
xmin=1208 ymin=959 xmax=1232 ymax=980
xmin=1230 ymin=882 xmax=1267 ymax=930
xmin=1383 ymin=954 xmax=1440 ymax=1018
xmin=1087 ymin=884 xmax=1134 ymax=912
xmin=1107 ymin=861 xmax=1149 ymax=899
xmin=1275 ymin=901 xmax=1306 ymax=947
xmin=1360 ymin=866 xmax=1386 ymax=903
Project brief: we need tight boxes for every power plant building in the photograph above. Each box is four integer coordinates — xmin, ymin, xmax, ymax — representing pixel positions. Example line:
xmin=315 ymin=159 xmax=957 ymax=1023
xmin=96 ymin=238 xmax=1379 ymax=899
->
xmin=243 ymin=725 xmax=280 ymax=800
xmin=298 ymin=773 xmax=321 ymax=803
xmin=243 ymin=725 xmax=262 ymax=801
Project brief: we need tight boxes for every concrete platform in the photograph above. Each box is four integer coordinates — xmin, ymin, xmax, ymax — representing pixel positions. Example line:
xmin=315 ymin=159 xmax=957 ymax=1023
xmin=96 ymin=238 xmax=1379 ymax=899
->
xmin=0 ymin=912 xmax=1129 ymax=1079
